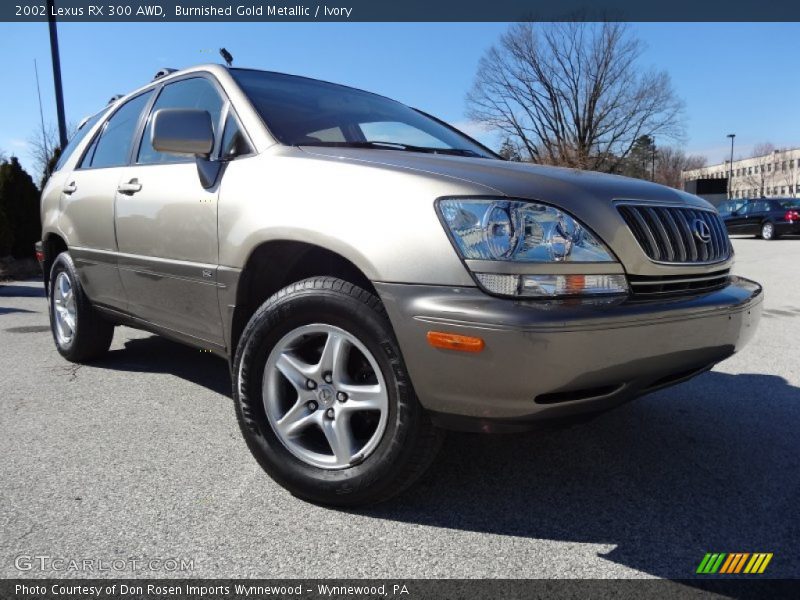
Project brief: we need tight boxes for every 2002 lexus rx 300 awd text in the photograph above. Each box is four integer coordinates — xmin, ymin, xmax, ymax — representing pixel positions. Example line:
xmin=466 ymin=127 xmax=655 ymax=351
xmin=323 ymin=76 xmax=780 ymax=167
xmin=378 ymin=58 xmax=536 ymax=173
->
xmin=37 ymin=65 xmax=762 ymax=506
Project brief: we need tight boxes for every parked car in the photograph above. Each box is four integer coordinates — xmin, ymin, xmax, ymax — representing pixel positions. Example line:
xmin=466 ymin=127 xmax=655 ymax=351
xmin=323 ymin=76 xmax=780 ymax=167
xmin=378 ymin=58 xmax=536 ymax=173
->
xmin=37 ymin=65 xmax=763 ymax=506
xmin=718 ymin=197 xmax=800 ymax=239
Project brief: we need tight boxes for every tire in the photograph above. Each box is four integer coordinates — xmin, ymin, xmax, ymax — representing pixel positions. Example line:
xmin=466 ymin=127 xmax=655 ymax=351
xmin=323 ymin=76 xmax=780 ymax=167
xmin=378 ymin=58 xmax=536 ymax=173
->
xmin=48 ymin=252 xmax=114 ymax=362
xmin=233 ymin=276 xmax=443 ymax=507
xmin=761 ymin=221 xmax=777 ymax=240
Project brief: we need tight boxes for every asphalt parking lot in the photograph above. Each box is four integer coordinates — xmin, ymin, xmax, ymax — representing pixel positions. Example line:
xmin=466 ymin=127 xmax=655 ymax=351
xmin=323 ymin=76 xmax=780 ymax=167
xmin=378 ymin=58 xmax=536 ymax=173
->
xmin=1 ymin=237 xmax=798 ymax=580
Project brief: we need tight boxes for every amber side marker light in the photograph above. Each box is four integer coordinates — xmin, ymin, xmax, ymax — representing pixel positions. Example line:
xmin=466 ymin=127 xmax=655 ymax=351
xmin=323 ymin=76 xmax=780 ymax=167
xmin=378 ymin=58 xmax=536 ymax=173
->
xmin=426 ymin=331 xmax=485 ymax=353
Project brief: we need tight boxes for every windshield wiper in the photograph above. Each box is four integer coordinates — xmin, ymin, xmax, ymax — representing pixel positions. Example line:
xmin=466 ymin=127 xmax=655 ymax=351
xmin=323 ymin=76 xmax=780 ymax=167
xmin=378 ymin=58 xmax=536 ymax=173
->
xmin=295 ymin=140 xmax=484 ymax=157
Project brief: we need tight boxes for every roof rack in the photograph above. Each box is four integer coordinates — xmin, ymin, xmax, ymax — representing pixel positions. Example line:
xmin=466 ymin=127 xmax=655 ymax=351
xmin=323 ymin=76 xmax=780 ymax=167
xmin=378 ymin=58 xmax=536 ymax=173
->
xmin=153 ymin=68 xmax=178 ymax=81
xmin=107 ymin=94 xmax=123 ymax=105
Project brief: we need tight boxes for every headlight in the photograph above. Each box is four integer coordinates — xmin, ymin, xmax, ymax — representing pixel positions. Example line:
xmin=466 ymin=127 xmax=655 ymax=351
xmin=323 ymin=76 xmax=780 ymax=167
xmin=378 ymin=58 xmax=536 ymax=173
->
xmin=438 ymin=199 xmax=615 ymax=262
xmin=437 ymin=198 xmax=628 ymax=298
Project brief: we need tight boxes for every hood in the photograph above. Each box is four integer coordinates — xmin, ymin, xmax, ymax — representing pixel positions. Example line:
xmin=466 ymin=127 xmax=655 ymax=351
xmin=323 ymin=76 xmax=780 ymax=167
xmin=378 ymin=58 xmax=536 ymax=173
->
xmin=298 ymin=146 xmax=709 ymax=209
xmin=298 ymin=147 xmax=726 ymax=277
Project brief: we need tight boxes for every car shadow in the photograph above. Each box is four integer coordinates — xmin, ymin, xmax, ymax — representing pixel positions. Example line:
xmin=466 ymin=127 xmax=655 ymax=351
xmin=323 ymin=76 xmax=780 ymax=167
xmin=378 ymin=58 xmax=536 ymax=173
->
xmin=83 ymin=334 xmax=799 ymax=579
xmin=94 ymin=334 xmax=232 ymax=397
xmin=361 ymin=371 xmax=800 ymax=580
xmin=0 ymin=307 xmax=38 ymax=316
xmin=0 ymin=283 xmax=46 ymax=298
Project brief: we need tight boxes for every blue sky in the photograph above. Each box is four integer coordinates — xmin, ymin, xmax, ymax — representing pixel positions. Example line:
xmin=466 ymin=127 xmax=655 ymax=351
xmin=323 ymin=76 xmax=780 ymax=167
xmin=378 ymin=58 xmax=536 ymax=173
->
xmin=1 ymin=22 xmax=799 ymax=176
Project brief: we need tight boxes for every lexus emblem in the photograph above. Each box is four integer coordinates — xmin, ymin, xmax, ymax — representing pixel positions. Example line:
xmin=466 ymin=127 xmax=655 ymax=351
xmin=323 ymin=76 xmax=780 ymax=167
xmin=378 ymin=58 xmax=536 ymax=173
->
xmin=692 ymin=219 xmax=712 ymax=244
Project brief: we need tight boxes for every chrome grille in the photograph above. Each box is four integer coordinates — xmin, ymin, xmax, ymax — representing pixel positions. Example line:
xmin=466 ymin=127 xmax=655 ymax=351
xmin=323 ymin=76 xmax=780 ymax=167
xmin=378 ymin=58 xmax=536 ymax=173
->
xmin=618 ymin=204 xmax=731 ymax=264
xmin=628 ymin=270 xmax=730 ymax=298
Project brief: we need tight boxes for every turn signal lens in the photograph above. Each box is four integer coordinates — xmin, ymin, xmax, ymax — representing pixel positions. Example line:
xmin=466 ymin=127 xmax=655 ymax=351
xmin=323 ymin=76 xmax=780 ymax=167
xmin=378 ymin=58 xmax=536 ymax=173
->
xmin=475 ymin=273 xmax=628 ymax=297
xmin=426 ymin=331 xmax=485 ymax=353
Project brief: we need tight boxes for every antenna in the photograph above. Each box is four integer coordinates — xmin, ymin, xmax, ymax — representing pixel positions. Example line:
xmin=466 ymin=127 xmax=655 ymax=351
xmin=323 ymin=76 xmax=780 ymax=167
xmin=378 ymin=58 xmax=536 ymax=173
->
xmin=219 ymin=48 xmax=233 ymax=67
xmin=34 ymin=59 xmax=49 ymax=160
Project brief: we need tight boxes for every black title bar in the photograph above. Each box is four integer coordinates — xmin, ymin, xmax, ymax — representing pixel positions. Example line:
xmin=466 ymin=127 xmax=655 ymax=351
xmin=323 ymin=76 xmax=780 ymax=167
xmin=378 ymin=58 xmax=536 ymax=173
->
xmin=4 ymin=0 xmax=800 ymax=22
xmin=2 ymin=579 xmax=800 ymax=600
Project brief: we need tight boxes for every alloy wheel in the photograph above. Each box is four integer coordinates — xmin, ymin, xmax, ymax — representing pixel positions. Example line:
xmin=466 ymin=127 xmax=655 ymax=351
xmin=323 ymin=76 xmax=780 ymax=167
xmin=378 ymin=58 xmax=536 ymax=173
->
xmin=53 ymin=271 xmax=77 ymax=346
xmin=262 ymin=324 xmax=389 ymax=469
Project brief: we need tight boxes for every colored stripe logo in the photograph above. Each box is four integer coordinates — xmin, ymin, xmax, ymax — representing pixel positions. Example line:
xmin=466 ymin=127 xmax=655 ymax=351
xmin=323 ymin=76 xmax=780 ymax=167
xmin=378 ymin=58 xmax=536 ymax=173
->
xmin=696 ymin=552 xmax=773 ymax=574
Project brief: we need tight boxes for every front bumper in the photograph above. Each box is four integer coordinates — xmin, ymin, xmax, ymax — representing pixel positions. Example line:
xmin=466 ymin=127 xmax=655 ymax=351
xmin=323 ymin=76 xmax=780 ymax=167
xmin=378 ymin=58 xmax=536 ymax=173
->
xmin=376 ymin=277 xmax=762 ymax=430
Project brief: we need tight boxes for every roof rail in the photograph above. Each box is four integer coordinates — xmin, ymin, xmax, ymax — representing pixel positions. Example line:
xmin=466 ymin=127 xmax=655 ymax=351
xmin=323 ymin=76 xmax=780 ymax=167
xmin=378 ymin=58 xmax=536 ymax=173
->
xmin=108 ymin=94 xmax=124 ymax=105
xmin=153 ymin=68 xmax=178 ymax=81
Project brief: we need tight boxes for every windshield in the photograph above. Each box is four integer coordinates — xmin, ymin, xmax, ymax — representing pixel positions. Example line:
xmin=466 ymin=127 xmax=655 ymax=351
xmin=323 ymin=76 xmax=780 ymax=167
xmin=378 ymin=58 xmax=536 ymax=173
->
xmin=231 ymin=69 xmax=496 ymax=158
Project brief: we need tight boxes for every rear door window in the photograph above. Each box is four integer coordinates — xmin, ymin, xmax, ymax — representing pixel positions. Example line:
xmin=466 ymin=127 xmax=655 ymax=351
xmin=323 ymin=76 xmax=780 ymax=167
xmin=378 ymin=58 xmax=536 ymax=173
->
xmin=82 ymin=91 xmax=153 ymax=169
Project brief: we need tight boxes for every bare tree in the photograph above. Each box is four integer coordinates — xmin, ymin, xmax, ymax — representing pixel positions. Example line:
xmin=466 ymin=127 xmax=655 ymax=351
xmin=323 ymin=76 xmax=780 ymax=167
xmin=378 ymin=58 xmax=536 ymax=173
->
xmin=467 ymin=22 xmax=685 ymax=172
xmin=654 ymin=146 xmax=706 ymax=189
xmin=28 ymin=123 xmax=61 ymax=185
xmin=740 ymin=142 xmax=775 ymax=198
xmin=28 ymin=121 xmax=76 ymax=189
xmin=775 ymin=150 xmax=798 ymax=198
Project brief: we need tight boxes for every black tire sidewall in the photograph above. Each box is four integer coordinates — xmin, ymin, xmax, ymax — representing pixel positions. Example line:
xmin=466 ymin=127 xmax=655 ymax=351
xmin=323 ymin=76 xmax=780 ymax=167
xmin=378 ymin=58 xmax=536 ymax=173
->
xmin=49 ymin=253 xmax=80 ymax=356
xmin=48 ymin=251 xmax=112 ymax=361
xmin=234 ymin=282 xmax=423 ymax=504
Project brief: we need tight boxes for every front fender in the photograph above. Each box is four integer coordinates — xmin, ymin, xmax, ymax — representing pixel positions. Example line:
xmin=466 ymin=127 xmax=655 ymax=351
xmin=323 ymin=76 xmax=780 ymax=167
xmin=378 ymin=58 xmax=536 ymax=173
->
xmin=216 ymin=150 xmax=486 ymax=286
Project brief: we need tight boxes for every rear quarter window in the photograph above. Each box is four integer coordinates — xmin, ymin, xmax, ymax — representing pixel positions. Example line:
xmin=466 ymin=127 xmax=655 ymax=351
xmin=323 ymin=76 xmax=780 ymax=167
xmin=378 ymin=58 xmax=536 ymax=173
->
xmin=53 ymin=110 xmax=107 ymax=172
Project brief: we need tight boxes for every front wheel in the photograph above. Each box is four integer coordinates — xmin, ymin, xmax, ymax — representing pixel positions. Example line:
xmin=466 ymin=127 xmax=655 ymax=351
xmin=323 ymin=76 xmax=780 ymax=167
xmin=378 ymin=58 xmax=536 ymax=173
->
xmin=760 ymin=221 xmax=777 ymax=240
xmin=233 ymin=277 xmax=443 ymax=507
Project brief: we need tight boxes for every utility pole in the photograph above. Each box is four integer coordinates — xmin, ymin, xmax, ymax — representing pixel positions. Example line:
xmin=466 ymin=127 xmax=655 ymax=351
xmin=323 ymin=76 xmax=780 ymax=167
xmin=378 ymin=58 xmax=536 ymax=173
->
xmin=651 ymin=136 xmax=656 ymax=182
xmin=727 ymin=134 xmax=736 ymax=199
xmin=47 ymin=0 xmax=68 ymax=149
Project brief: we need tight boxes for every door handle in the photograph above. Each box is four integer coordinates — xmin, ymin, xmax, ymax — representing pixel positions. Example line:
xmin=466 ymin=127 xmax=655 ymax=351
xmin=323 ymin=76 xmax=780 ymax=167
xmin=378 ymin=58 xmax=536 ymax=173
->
xmin=63 ymin=181 xmax=77 ymax=195
xmin=117 ymin=179 xmax=142 ymax=195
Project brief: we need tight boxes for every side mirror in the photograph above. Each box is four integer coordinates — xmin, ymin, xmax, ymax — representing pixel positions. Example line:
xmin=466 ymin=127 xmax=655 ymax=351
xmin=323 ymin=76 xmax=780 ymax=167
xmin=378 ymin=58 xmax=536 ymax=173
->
xmin=151 ymin=108 xmax=214 ymax=157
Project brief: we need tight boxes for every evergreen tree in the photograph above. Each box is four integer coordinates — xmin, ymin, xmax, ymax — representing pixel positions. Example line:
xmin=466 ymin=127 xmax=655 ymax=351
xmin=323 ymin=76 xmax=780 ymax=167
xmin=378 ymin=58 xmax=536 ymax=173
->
xmin=0 ymin=157 xmax=41 ymax=258
xmin=498 ymin=138 xmax=523 ymax=161
xmin=620 ymin=135 xmax=656 ymax=180
xmin=0 ymin=207 xmax=12 ymax=257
